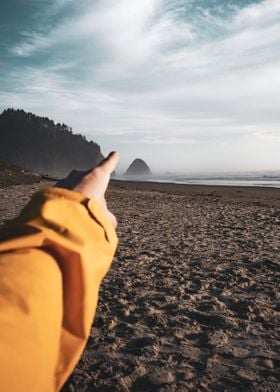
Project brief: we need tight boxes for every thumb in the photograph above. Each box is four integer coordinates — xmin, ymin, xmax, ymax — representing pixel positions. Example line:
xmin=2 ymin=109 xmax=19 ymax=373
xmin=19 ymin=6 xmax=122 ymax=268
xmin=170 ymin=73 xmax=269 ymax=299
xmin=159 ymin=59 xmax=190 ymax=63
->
xmin=97 ymin=151 xmax=119 ymax=175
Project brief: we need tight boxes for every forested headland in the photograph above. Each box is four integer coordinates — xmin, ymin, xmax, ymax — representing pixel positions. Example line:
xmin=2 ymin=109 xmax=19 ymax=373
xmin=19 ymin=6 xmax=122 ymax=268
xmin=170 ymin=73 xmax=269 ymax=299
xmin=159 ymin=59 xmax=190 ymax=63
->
xmin=0 ymin=109 xmax=103 ymax=177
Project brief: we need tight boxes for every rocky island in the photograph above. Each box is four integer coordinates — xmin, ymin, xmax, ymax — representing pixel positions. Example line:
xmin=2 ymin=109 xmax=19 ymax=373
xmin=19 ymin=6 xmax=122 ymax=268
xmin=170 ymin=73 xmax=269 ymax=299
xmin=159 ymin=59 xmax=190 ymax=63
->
xmin=125 ymin=158 xmax=151 ymax=176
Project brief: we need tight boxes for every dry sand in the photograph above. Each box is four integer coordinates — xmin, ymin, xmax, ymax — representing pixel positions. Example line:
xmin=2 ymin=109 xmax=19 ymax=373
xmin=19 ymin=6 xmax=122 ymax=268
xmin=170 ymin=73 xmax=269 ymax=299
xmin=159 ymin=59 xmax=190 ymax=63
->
xmin=0 ymin=161 xmax=41 ymax=188
xmin=0 ymin=179 xmax=279 ymax=391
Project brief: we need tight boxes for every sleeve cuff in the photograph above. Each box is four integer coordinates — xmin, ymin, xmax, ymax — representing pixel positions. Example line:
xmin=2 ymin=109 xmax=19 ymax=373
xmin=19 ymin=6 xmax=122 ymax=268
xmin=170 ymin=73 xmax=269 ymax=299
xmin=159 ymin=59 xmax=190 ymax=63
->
xmin=39 ymin=187 xmax=118 ymax=246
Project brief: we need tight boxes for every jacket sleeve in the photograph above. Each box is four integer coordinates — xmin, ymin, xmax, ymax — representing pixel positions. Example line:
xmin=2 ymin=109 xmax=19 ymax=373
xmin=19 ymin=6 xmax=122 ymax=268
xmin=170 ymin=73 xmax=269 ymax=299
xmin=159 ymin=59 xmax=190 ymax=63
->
xmin=0 ymin=187 xmax=118 ymax=392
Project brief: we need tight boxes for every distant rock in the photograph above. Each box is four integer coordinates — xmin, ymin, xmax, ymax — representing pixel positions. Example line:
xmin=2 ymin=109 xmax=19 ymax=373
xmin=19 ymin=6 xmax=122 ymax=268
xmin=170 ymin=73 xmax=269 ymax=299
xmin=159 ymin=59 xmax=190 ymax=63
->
xmin=125 ymin=159 xmax=151 ymax=176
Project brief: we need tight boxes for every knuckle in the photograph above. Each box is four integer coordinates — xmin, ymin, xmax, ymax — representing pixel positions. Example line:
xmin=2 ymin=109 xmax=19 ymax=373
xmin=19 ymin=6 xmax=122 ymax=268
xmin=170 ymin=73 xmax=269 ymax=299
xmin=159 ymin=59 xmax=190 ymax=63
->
xmin=91 ymin=167 xmax=106 ymax=178
xmin=92 ymin=167 xmax=102 ymax=175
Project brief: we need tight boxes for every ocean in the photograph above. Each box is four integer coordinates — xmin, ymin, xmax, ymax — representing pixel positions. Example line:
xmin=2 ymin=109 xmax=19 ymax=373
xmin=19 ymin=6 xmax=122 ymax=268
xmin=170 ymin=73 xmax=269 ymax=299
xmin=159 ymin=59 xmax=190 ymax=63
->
xmin=117 ymin=171 xmax=280 ymax=188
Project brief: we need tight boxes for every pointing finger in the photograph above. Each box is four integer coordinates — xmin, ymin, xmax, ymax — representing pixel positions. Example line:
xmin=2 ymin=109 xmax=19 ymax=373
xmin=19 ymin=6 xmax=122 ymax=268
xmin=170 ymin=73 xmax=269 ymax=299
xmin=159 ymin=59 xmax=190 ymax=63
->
xmin=97 ymin=151 xmax=119 ymax=174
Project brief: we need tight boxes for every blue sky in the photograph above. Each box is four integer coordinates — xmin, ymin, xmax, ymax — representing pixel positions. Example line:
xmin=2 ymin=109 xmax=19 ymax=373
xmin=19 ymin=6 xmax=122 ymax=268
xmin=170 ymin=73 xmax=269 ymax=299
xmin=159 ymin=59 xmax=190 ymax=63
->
xmin=0 ymin=0 xmax=280 ymax=173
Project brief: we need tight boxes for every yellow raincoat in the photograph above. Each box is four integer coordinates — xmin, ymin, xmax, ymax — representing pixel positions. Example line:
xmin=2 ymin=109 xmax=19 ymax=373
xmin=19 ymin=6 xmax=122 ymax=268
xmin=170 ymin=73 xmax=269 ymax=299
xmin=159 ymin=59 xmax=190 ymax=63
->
xmin=0 ymin=187 xmax=118 ymax=391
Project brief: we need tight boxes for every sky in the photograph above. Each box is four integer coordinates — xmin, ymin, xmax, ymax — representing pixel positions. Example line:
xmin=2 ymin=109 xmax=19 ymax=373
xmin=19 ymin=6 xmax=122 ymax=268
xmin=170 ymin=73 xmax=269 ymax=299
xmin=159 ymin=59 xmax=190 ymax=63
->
xmin=0 ymin=0 xmax=280 ymax=174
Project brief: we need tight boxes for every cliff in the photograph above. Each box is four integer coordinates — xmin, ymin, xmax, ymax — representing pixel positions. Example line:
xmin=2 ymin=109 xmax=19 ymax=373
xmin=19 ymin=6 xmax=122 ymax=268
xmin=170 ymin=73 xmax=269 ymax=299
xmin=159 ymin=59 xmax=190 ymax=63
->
xmin=0 ymin=108 xmax=101 ymax=177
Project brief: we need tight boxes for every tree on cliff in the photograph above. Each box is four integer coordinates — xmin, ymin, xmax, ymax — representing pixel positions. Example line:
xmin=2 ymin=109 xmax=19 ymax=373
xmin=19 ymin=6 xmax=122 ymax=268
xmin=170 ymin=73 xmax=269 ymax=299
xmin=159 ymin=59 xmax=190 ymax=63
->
xmin=0 ymin=108 xmax=103 ymax=177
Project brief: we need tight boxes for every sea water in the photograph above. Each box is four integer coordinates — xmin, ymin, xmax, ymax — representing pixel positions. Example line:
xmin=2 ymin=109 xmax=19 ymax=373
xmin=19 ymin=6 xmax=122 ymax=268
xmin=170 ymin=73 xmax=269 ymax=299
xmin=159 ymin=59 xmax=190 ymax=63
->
xmin=117 ymin=171 xmax=280 ymax=188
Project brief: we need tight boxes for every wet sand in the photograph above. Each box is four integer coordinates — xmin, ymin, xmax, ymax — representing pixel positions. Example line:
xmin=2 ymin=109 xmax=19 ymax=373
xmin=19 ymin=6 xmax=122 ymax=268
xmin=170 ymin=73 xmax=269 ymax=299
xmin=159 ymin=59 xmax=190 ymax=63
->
xmin=0 ymin=179 xmax=280 ymax=391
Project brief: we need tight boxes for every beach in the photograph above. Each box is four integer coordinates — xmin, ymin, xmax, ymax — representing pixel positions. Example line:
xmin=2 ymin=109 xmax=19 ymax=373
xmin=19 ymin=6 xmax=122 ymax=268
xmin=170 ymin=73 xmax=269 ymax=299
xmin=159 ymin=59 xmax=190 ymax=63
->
xmin=0 ymin=179 xmax=279 ymax=391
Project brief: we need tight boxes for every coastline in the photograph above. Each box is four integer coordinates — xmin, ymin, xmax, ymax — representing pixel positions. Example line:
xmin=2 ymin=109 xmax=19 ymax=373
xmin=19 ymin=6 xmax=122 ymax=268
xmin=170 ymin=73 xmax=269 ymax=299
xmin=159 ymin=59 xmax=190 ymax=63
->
xmin=111 ymin=179 xmax=280 ymax=208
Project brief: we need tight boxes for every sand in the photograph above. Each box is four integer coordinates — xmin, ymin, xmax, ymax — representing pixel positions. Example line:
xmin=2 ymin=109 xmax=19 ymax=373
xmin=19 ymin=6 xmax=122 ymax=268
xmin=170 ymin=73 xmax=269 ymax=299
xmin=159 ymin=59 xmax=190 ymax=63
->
xmin=0 ymin=161 xmax=41 ymax=188
xmin=0 ymin=179 xmax=279 ymax=391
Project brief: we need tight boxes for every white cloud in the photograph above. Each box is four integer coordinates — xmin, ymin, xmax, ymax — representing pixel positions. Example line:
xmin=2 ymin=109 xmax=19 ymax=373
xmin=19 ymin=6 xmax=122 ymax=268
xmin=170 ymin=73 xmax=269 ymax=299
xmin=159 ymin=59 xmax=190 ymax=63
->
xmin=2 ymin=0 xmax=280 ymax=171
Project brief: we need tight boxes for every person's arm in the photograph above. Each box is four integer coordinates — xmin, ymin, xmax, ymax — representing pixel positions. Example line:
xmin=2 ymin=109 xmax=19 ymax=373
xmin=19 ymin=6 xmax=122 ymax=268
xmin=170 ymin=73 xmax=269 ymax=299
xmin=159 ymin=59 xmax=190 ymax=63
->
xmin=0 ymin=153 xmax=118 ymax=391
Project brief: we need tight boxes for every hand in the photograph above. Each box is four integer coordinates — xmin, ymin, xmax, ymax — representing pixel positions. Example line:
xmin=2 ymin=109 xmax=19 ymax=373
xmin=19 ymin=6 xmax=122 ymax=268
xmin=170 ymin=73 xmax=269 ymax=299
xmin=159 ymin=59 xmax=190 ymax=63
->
xmin=55 ymin=152 xmax=119 ymax=228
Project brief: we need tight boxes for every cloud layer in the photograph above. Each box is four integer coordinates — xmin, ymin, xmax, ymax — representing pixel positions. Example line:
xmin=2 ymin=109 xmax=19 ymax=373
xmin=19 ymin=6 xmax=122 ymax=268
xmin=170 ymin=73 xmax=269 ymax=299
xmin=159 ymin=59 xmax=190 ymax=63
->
xmin=1 ymin=0 xmax=280 ymax=172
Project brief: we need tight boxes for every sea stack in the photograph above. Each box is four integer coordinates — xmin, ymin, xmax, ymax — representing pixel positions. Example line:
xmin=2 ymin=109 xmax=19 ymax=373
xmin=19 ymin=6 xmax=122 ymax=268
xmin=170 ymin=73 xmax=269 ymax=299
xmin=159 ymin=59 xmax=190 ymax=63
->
xmin=125 ymin=158 xmax=151 ymax=176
